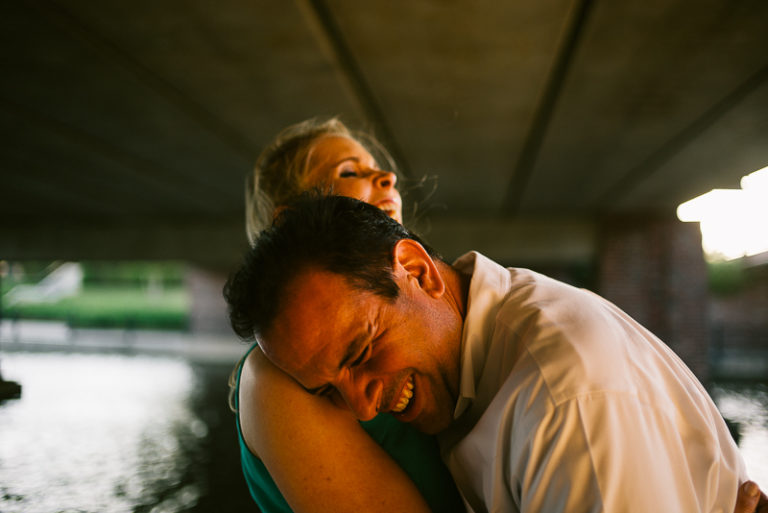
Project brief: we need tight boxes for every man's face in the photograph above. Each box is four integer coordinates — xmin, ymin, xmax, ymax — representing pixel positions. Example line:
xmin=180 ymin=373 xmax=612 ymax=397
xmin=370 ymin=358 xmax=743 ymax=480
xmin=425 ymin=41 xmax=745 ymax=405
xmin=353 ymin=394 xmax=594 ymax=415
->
xmin=261 ymin=260 xmax=462 ymax=434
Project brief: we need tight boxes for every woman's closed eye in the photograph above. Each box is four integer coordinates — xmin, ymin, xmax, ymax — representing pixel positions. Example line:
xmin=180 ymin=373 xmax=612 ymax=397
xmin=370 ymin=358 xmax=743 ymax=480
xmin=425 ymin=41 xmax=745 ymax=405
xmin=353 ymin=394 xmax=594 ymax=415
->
xmin=339 ymin=168 xmax=359 ymax=178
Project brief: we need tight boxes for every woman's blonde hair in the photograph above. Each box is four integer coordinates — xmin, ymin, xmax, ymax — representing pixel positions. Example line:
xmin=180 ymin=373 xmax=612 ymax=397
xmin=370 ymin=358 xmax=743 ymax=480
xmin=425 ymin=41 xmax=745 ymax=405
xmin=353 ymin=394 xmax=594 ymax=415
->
xmin=245 ymin=117 xmax=398 ymax=244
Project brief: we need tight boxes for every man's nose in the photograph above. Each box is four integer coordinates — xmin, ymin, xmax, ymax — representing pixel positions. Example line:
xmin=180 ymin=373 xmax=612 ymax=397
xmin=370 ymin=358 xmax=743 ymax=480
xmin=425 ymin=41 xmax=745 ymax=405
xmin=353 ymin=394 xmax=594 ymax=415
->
xmin=337 ymin=371 xmax=383 ymax=421
xmin=371 ymin=170 xmax=397 ymax=189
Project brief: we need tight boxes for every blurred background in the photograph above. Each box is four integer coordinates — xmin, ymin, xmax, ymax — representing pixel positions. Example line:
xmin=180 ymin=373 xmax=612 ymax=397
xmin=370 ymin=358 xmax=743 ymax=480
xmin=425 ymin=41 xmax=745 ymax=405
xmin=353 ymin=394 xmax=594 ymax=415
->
xmin=1 ymin=1 xmax=767 ymax=511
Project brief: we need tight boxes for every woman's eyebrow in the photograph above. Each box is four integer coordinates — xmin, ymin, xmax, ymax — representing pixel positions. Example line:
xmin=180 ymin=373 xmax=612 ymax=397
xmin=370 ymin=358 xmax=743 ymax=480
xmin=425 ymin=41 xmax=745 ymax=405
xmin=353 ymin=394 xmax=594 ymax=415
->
xmin=330 ymin=156 xmax=360 ymax=167
xmin=330 ymin=156 xmax=379 ymax=170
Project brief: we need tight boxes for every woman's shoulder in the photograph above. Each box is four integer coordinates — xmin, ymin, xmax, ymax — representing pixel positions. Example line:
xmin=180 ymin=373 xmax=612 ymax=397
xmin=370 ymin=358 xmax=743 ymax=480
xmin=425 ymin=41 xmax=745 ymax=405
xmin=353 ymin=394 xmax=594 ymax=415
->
xmin=240 ymin=345 xmax=339 ymax=410
xmin=239 ymin=345 xmax=357 ymax=451
xmin=241 ymin=344 xmax=287 ymax=387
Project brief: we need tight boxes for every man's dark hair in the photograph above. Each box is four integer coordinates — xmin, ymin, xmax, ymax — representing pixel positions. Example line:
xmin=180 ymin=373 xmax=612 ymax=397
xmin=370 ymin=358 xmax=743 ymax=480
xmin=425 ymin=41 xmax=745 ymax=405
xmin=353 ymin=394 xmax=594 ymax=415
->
xmin=223 ymin=193 xmax=438 ymax=342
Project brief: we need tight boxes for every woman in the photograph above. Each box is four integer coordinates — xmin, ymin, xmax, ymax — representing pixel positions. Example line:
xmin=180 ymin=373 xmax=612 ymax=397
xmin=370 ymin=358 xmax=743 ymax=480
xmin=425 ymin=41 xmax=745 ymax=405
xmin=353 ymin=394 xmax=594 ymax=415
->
xmin=233 ymin=117 xmax=465 ymax=513
xmin=232 ymin=118 xmax=768 ymax=513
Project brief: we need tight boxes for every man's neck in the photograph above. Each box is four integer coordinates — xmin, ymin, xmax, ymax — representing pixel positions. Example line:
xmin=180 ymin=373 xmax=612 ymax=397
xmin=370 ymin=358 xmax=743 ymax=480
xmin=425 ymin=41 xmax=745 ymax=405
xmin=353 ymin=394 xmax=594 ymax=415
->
xmin=436 ymin=260 xmax=470 ymax=320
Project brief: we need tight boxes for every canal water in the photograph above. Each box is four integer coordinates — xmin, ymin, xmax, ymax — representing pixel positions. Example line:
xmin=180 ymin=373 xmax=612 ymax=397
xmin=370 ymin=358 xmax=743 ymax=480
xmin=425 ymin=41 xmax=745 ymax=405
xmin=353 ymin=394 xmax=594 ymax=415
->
xmin=0 ymin=351 xmax=254 ymax=513
xmin=1 ymin=351 xmax=766 ymax=512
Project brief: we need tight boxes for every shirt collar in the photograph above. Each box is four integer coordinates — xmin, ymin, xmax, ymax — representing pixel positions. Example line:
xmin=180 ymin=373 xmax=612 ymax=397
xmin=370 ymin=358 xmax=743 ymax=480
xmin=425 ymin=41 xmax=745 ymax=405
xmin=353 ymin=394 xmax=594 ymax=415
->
xmin=451 ymin=251 xmax=511 ymax=419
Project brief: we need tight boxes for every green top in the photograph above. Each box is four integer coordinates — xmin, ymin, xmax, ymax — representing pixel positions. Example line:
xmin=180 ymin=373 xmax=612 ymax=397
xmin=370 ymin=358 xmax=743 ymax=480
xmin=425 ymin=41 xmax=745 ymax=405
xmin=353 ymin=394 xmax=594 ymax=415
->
xmin=235 ymin=344 xmax=465 ymax=512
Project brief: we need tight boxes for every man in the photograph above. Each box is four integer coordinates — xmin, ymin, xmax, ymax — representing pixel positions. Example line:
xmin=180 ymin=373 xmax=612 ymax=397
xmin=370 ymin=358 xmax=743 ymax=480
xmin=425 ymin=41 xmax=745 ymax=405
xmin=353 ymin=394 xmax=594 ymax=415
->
xmin=225 ymin=194 xmax=766 ymax=512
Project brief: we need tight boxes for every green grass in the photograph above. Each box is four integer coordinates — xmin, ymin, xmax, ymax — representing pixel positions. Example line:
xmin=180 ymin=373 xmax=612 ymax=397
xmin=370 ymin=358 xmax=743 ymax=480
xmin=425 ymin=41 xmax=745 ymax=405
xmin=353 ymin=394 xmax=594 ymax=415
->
xmin=3 ymin=286 xmax=189 ymax=330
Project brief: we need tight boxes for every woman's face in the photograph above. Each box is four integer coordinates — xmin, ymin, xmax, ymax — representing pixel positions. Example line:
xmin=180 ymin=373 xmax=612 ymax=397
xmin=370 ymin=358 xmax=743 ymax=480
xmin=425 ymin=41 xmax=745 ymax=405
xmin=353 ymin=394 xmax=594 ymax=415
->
xmin=302 ymin=135 xmax=403 ymax=223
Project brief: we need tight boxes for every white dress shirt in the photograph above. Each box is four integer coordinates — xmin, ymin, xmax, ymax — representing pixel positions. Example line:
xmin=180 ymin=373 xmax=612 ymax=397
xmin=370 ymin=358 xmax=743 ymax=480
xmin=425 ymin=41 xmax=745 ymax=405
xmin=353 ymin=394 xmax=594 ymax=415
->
xmin=439 ymin=252 xmax=746 ymax=513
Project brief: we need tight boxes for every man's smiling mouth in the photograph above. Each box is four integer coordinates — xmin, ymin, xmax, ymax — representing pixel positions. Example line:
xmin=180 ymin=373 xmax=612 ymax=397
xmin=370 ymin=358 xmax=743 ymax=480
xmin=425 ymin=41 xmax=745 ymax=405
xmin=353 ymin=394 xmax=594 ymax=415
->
xmin=392 ymin=375 xmax=414 ymax=413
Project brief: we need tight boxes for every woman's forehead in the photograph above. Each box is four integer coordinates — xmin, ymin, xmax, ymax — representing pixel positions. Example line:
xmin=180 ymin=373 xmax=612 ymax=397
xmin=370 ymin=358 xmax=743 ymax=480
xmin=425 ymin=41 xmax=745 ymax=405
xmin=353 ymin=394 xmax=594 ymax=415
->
xmin=308 ymin=135 xmax=375 ymax=167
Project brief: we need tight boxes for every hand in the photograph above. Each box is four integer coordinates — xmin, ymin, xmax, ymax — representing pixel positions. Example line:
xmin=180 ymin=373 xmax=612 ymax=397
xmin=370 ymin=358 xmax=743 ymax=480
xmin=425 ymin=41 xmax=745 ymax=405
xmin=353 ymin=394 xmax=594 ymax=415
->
xmin=734 ymin=481 xmax=768 ymax=513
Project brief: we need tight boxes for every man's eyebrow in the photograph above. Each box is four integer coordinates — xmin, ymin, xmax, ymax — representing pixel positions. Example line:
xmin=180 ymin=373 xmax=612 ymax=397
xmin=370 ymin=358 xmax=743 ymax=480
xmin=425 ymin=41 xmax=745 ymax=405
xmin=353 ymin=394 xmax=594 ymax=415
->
xmin=338 ymin=333 xmax=367 ymax=370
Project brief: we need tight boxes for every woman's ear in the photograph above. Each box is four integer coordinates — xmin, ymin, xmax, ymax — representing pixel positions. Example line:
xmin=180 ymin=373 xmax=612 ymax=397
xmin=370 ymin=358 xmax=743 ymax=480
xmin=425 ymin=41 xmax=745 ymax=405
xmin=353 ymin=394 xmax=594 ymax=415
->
xmin=392 ymin=239 xmax=445 ymax=298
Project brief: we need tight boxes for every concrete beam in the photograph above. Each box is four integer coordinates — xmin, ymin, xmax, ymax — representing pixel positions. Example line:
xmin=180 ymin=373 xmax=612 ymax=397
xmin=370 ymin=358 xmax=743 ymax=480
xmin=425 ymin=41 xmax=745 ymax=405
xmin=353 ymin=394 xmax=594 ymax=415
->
xmin=412 ymin=215 xmax=597 ymax=265
xmin=2 ymin=215 xmax=599 ymax=269
xmin=1 ymin=220 xmax=247 ymax=268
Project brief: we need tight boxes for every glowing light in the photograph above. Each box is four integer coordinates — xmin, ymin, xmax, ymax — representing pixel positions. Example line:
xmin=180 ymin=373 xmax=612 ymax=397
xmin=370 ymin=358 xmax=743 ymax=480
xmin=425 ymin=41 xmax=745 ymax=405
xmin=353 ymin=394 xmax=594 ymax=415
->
xmin=677 ymin=166 xmax=768 ymax=260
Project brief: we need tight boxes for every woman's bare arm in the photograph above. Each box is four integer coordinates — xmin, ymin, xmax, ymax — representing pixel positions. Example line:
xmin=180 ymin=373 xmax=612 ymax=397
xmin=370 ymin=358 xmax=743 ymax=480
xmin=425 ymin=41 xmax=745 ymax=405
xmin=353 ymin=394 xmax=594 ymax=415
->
xmin=239 ymin=347 xmax=433 ymax=513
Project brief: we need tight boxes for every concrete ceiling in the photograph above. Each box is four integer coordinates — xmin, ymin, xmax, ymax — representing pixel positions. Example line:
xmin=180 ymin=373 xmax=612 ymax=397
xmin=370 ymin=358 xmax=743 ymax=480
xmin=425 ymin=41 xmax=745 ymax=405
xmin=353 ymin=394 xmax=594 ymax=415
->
xmin=3 ymin=0 xmax=768 ymax=266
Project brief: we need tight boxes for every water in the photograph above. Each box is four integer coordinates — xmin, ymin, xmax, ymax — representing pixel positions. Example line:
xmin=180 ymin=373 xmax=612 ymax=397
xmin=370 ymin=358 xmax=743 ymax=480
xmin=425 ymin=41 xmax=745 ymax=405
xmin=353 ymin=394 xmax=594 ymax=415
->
xmin=712 ymin=381 xmax=768 ymax=490
xmin=1 ymin=352 xmax=766 ymax=512
xmin=0 ymin=352 xmax=253 ymax=513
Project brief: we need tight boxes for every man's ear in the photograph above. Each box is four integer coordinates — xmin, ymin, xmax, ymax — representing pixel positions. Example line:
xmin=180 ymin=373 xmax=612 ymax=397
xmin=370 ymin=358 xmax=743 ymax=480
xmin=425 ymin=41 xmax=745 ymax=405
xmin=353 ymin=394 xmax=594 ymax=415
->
xmin=392 ymin=239 xmax=445 ymax=298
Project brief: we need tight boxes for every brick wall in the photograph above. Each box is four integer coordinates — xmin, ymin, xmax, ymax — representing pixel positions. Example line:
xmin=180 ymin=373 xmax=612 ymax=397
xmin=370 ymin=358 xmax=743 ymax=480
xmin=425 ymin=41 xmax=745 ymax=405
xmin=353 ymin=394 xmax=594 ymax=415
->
xmin=597 ymin=213 xmax=711 ymax=383
xmin=710 ymin=263 xmax=768 ymax=352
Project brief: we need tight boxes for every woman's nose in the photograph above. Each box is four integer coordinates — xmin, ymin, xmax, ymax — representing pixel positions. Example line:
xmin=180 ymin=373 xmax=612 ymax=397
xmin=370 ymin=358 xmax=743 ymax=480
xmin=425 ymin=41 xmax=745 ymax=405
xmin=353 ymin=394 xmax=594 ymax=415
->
xmin=371 ymin=170 xmax=397 ymax=189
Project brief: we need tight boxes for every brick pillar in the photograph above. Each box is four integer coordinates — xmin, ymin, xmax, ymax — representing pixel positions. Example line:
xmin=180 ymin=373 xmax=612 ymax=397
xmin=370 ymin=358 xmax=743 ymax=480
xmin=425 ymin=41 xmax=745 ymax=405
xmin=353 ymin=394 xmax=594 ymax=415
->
xmin=184 ymin=266 xmax=232 ymax=334
xmin=597 ymin=213 xmax=711 ymax=383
